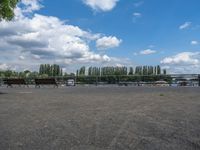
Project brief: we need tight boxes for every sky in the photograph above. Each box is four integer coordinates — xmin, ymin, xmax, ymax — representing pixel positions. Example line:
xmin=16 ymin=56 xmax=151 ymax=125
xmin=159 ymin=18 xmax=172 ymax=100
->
xmin=0 ymin=0 xmax=200 ymax=74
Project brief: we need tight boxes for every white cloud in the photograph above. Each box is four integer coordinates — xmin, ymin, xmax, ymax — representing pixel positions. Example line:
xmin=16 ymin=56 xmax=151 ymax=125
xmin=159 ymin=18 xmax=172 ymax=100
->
xmin=161 ymin=52 xmax=200 ymax=74
xmin=96 ymin=36 xmax=122 ymax=50
xmin=132 ymin=12 xmax=142 ymax=22
xmin=133 ymin=12 xmax=142 ymax=17
xmin=191 ymin=40 xmax=198 ymax=45
xmin=0 ymin=1 xmax=127 ymax=71
xmin=0 ymin=14 xmax=112 ymax=66
xmin=140 ymin=49 xmax=157 ymax=55
xmin=179 ymin=22 xmax=192 ymax=30
xmin=161 ymin=52 xmax=199 ymax=65
xmin=101 ymin=57 xmax=132 ymax=67
xmin=19 ymin=56 xmax=25 ymax=60
xmin=21 ymin=0 xmax=43 ymax=13
xmin=0 ymin=64 xmax=10 ymax=70
xmin=32 ymin=55 xmax=41 ymax=60
xmin=82 ymin=0 xmax=119 ymax=12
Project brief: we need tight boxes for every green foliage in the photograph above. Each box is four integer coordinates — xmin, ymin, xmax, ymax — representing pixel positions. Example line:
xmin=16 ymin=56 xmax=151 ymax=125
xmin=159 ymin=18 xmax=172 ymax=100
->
xmin=0 ymin=70 xmax=34 ymax=78
xmin=0 ymin=64 xmax=170 ymax=85
xmin=78 ymin=66 xmax=86 ymax=76
xmin=75 ymin=65 xmax=169 ymax=84
xmin=0 ymin=0 xmax=19 ymax=21
xmin=39 ymin=64 xmax=62 ymax=77
xmin=100 ymin=66 xmax=128 ymax=76
xmin=88 ymin=67 xmax=100 ymax=76
xmin=0 ymin=64 xmax=64 ymax=78
xmin=128 ymin=67 xmax=134 ymax=75
xmin=163 ymin=69 xmax=167 ymax=75
xmin=148 ymin=66 xmax=154 ymax=75
xmin=135 ymin=66 xmax=142 ymax=75
xmin=75 ymin=65 xmax=167 ymax=80
xmin=157 ymin=65 xmax=161 ymax=75
xmin=40 ymin=74 xmax=48 ymax=78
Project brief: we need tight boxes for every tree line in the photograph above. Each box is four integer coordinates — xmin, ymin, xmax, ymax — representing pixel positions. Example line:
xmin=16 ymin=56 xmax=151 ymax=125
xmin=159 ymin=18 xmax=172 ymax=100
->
xmin=0 ymin=64 xmax=167 ymax=78
xmin=39 ymin=64 xmax=63 ymax=77
xmin=0 ymin=64 xmax=172 ymax=84
xmin=77 ymin=65 xmax=166 ymax=76
xmin=75 ymin=65 xmax=170 ymax=84
xmin=0 ymin=64 xmax=65 ymax=78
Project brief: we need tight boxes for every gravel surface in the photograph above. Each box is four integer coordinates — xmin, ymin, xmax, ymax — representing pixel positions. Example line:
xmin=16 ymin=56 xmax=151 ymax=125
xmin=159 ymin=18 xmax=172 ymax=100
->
xmin=0 ymin=86 xmax=200 ymax=150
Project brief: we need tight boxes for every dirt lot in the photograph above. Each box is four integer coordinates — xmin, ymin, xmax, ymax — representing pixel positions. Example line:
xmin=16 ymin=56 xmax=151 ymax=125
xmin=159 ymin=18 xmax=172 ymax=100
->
xmin=0 ymin=86 xmax=200 ymax=150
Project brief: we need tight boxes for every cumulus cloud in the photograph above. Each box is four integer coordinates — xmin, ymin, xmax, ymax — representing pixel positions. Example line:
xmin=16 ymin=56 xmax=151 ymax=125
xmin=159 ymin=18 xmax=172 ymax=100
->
xmin=161 ymin=52 xmax=200 ymax=74
xmin=96 ymin=36 xmax=122 ymax=50
xmin=133 ymin=12 xmax=142 ymax=17
xmin=140 ymin=49 xmax=157 ymax=55
xmin=21 ymin=0 xmax=43 ymax=13
xmin=0 ymin=14 xmax=106 ymax=59
xmin=19 ymin=56 xmax=25 ymax=60
xmin=132 ymin=12 xmax=142 ymax=22
xmin=191 ymin=40 xmax=198 ymax=45
xmin=0 ymin=0 xmax=126 ymax=71
xmin=0 ymin=64 xmax=10 ymax=70
xmin=82 ymin=0 xmax=119 ymax=12
xmin=161 ymin=52 xmax=199 ymax=65
xmin=179 ymin=22 xmax=191 ymax=30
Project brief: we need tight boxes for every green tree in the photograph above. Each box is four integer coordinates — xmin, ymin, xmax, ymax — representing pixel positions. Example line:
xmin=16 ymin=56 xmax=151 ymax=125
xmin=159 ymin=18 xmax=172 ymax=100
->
xmin=0 ymin=0 xmax=19 ymax=21
xmin=24 ymin=70 xmax=31 ymax=78
xmin=29 ymin=71 xmax=39 ymax=78
xmin=60 ymin=68 xmax=63 ymax=76
xmin=4 ymin=70 xmax=13 ymax=77
xmin=39 ymin=64 xmax=62 ymax=77
xmin=157 ymin=65 xmax=161 ymax=75
xmin=128 ymin=67 xmax=134 ymax=75
xmin=76 ymin=70 xmax=79 ymax=76
xmin=39 ymin=64 xmax=44 ymax=75
xmin=154 ymin=66 xmax=157 ymax=75
xmin=142 ymin=66 xmax=148 ymax=75
xmin=88 ymin=67 xmax=92 ymax=76
xmin=135 ymin=66 xmax=142 ymax=75
xmin=163 ymin=69 xmax=167 ymax=75
xmin=79 ymin=66 xmax=86 ymax=76
xmin=46 ymin=64 xmax=51 ymax=76
xmin=148 ymin=66 xmax=154 ymax=75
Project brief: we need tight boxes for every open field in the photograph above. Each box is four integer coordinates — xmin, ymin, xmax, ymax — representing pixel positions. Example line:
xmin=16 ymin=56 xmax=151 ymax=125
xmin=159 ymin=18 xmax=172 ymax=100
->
xmin=0 ymin=86 xmax=200 ymax=150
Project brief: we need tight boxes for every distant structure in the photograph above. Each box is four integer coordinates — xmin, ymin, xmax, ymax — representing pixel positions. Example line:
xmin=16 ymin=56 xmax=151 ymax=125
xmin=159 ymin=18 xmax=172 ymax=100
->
xmin=66 ymin=79 xmax=75 ymax=86
xmin=171 ymin=74 xmax=200 ymax=87
xmin=198 ymin=75 xmax=200 ymax=86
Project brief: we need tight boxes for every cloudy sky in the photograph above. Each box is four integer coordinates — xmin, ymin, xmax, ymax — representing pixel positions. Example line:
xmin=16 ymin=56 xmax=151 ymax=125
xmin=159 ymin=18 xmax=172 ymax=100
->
xmin=0 ymin=0 xmax=200 ymax=74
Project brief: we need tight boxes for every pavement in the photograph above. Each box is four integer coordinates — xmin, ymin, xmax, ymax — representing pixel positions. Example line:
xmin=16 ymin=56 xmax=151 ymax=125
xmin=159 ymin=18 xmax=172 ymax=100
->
xmin=0 ymin=86 xmax=200 ymax=150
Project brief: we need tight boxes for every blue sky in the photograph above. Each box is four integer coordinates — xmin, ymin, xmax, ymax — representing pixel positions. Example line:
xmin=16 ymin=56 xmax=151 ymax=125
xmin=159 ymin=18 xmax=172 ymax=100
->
xmin=0 ymin=0 xmax=200 ymax=73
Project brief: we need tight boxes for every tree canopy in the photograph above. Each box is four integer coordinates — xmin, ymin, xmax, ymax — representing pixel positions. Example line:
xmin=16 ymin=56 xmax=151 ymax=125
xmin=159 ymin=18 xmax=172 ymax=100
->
xmin=0 ymin=0 xmax=19 ymax=21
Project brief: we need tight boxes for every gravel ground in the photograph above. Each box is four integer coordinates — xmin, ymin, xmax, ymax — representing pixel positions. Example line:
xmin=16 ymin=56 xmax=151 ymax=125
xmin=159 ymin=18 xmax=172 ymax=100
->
xmin=0 ymin=86 xmax=200 ymax=150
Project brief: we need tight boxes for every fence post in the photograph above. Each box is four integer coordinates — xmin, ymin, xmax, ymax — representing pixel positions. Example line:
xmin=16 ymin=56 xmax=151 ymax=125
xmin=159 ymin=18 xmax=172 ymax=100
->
xmin=198 ymin=75 xmax=200 ymax=87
